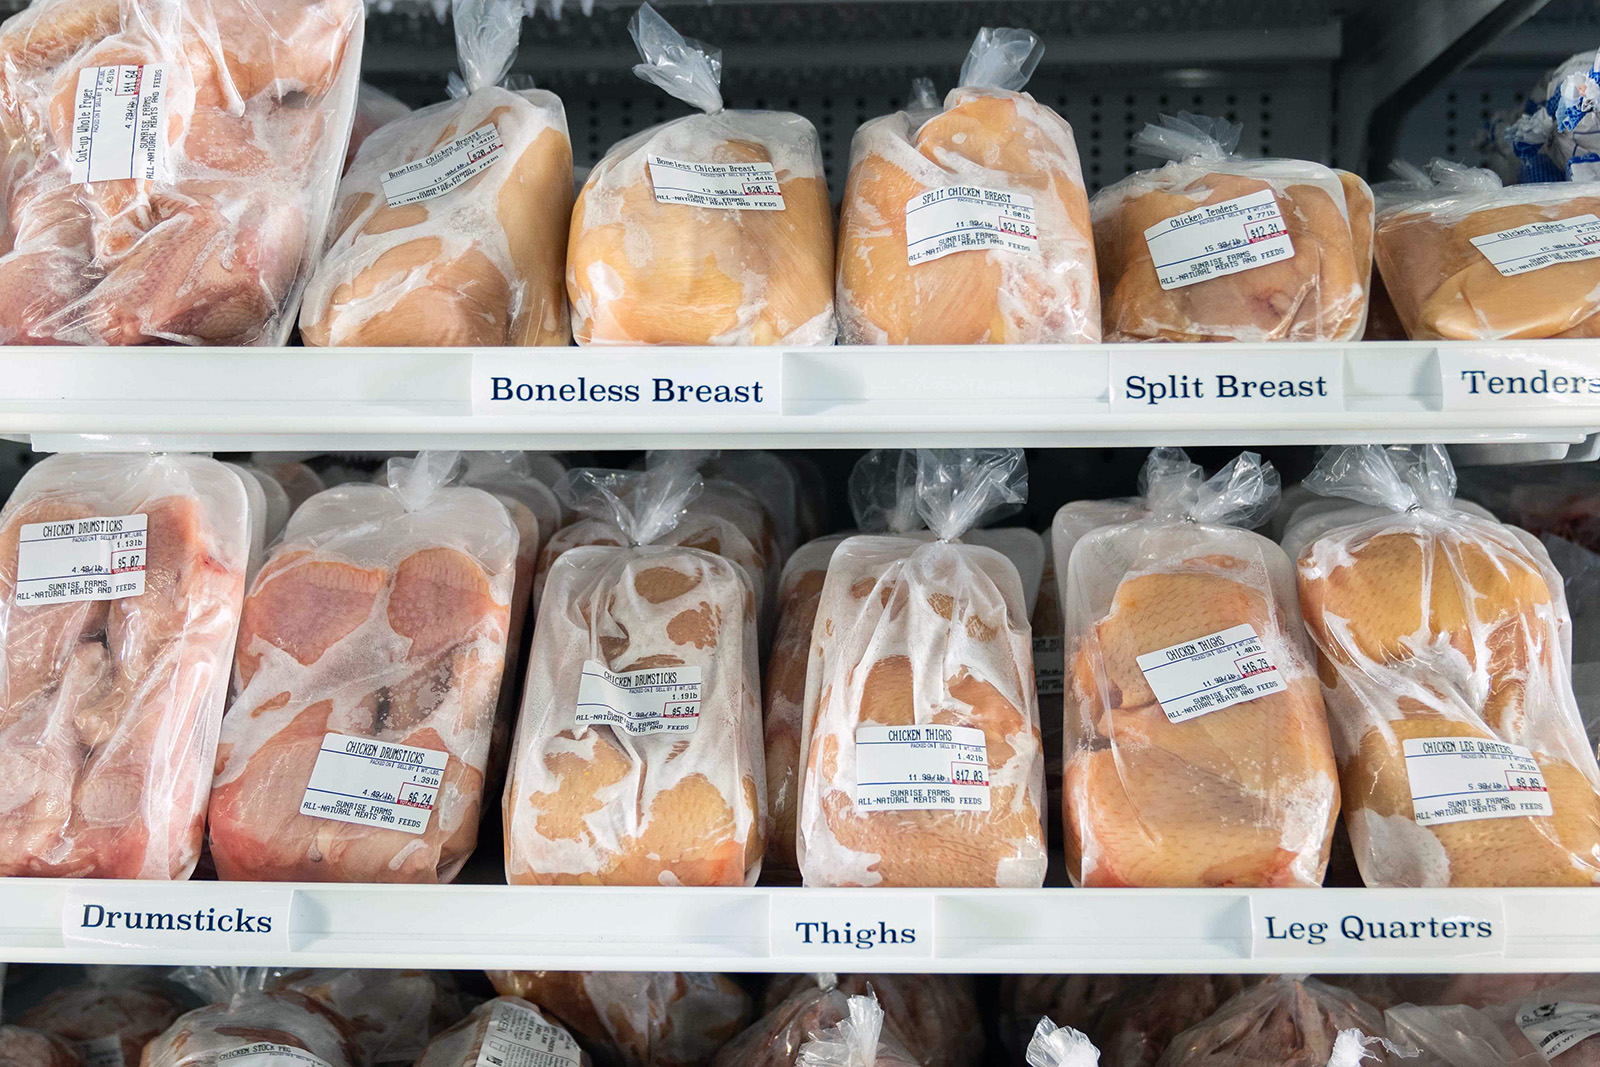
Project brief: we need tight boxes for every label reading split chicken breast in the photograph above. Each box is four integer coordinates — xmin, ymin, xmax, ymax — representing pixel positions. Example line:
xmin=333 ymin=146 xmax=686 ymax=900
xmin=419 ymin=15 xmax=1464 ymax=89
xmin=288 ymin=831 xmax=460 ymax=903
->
xmin=646 ymin=156 xmax=785 ymax=210
xmin=475 ymin=1000 xmax=583 ymax=1067
xmin=380 ymin=123 xmax=507 ymax=207
xmin=1144 ymin=188 xmax=1295 ymax=290
xmin=904 ymin=186 xmax=1038 ymax=265
xmin=14 ymin=513 xmax=147 ymax=605
xmin=298 ymin=733 xmax=447 ymax=835
xmin=854 ymin=724 xmax=991 ymax=812
xmin=1403 ymin=737 xmax=1554 ymax=826
xmin=1034 ymin=634 xmax=1065 ymax=696
xmin=218 ymin=1044 xmax=334 ymax=1067
xmin=79 ymin=1035 xmax=125 ymax=1067
xmin=70 ymin=64 xmax=168 ymax=184
xmin=576 ymin=660 xmax=702 ymax=735
xmin=1516 ymin=1002 xmax=1600 ymax=1059
xmin=1135 ymin=623 xmax=1284 ymax=723
xmin=1470 ymin=215 xmax=1600 ymax=277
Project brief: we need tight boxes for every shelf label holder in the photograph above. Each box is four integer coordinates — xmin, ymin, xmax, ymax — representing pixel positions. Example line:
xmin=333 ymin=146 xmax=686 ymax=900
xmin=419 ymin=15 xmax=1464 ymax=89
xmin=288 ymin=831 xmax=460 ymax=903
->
xmin=62 ymin=883 xmax=293 ymax=956
xmin=1248 ymin=893 xmax=1507 ymax=960
xmin=1439 ymin=347 xmax=1600 ymax=410
xmin=1108 ymin=349 xmax=1345 ymax=413
xmin=768 ymin=890 xmax=934 ymax=961
xmin=471 ymin=351 xmax=783 ymax=417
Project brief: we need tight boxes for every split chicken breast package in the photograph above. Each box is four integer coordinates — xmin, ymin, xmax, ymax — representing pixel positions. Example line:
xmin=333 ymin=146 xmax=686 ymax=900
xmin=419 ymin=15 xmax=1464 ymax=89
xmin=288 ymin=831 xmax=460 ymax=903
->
xmin=797 ymin=448 xmax=1048 ymax=887
xmin=416 ymin=997 xmax=588 ymax=1067
xmin=503 ymin=468 xmax=765 ymax=886
xmin=0 ymin=0 xmax=363 ymax=344
xmin=0 ymin=452 xmax=250 ymax=878
xmin=1090 ymin=113 xmax=1373 ymax=342
xmin=1294 ymin=444 xmax=1600 ymax=886
xmin=300 ymin=0 xmax=574 ymax=347
xmin=836 ymin=28 xmax=1100 ymax=345
xmin=1062 ymin=449 xmax=1340 ymax=887
xmin=150 ymin=970 xmax=361 ymax=1067
xmin=566 ymin=4 xmax=835 ymax=346
xmin=207 ymin=451 xmax=517 ymax=883
xmin=1156 ymin=977 xmax=1387 ymax=1067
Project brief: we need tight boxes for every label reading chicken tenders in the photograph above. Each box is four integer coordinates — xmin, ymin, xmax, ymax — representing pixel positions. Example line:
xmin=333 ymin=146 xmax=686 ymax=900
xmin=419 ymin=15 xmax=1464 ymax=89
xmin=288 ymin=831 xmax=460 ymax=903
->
xmin=299 ymin=733 xmax=447 ymax=835
xmin=854 ymin=724 xmax=990 ymax=812
xmin=1144 ymin=188 xmax=1294 ymax=290
xmin=380 ymin=123 xmax=506 ymax=207
xmin=70 ymin=64 xmax=167 ymax=184
xmin=1516 ymin=1002 xmax=1600 ymax=1059
xmin=647 ymin=156 xmax=785 ymax=210
xmin=576 ymin=660 xmax=702 ymax=735
xmin=219 ymin=1044 xmax=334 ymax=1067
xmin=1403 ymin=737 xmax=1553 ymax=825
xmin=14 ymin=513 xmax=147 ymax=605
xmin=1470 ymin=215 xmax=1600 ymax=276
xmin=474 ymin=1001 xmax=583 ymax=1067
xmin=904 ymin=186 xmax=1038 ymax=264
xmin=1136 ymin=624 xmax=1284 ymax=723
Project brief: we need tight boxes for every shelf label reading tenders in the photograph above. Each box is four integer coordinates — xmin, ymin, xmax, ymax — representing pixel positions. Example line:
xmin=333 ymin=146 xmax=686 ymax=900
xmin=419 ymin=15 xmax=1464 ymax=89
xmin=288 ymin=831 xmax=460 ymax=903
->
xmin=1144 ymin=188 xmax=1294 ymax=290
xmin=770 ymin=891 xmax=934 ymax=959
xmin=1516 ymin=1003 xmax=1600 ymax=1059
xmin=647 ymin=155 xmax=785 ymax=210
xmin=577 ymin=660 xmax=702 ymax=735
xmin=299 ymin=733 xmax=446 ymax=835
xmin=1471 ymin=215 xmax=1600 ymax=276
xmin=380 ymin=123 xmax=506 ymax=207
xmin=219 ymin=1043 xmax=334 ymax=1067
xmin=1034 ymin=634 xmax=1065 ymax=696
xmin=70 ymin=64 xmax=167 ymax=184
xmin=15 ymin=513 xmax=147 ymax=605
xmin=63 ymin=883 xmax=292 ymax=952
xmin=1136 ymin=624 xmax=1283 ymax=724
xmin=1108 ymin=351 xmax=1343 ymax=413
xmin=1250 ymin=895 xmax=1506 ymax=958
xmin=854 ymin=724 xmax=990 ymax=812
xmin=904 ymin=186 xmax=1038 ymax=265
xmin=474 ymin=1001 xmax=583 ymax=1067
xmin=1439 ymin=350 xmax=1600 ymax=410
xmin=1403 ymin=737 xmax=1553 ymax=826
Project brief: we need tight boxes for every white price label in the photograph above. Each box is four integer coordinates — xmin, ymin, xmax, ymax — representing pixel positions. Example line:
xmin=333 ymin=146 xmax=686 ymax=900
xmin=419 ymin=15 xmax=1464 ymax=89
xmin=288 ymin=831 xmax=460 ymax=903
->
xmin=854 ymin=723 xmax=990 ymax=812
xmin=1135 ymin=624 xmax=1283 ymax=723
xmin=1250 ymin=895 xmax=1505 ymax=958
xmin=1439 ymin=349 xmax=1600 ymax=410
xmin=647 ymin=155 xmax=785 ymax=210
xmin=1144 ymin=188 xmax=1294 ymax=290
xmin=1034 ymin=634 xmax=1064 ymax=697
xmin=219 ymin=1044 xmax=334 ymax=1067
xmin=1471 ymin=214 xmax=1600 ymax=276
xmin=79 ymin=1035 xmax=125 ymax=1067
xmin=62 ymin=884 xmax=291 ymax=952
xmin=70 ymin=64 xmax=167 ymax=184
xmin=769 ymin=890 xmax=932 ymax=958
xmin=475 ymin=1001 xmax=583 ymax=1067
xmin=380 ymin=123 xmax=506 ymax=207
xmin=473 ymin=352 xmax=781 ymax=416
xmin=1516 ymin=1003 xmax=1600 ymax=1059
xmin=905 ymin=185 xmax=1038 ymax=265
xmin=299 ymin=733 xmax=447 ymax=835
xmin=1108 ymin=351 xmax=1343 ymax=412
xmin=1403 ymin=736 xmax=1553 ymax=826
xmin=15 ymin=513 xmax=147 ymax=605
xmin=577 ymin=660 xmax=702 ymax=736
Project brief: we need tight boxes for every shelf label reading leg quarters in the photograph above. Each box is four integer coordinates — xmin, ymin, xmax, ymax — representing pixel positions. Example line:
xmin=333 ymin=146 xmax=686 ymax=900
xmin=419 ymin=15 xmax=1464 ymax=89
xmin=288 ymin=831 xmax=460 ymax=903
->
xmin=1250 ymin=894 xmax=1506 ymax=959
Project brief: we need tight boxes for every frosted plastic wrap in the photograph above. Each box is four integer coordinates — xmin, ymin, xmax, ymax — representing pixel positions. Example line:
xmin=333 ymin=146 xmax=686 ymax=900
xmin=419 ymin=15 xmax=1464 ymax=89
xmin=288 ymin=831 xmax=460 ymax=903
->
xmin=0 ymin=0 xmax=363 ymax=345
xmin=1097 ymin=978 xmax=1253 ymax=1067
xmin=151 ymin=972 xmax=360 ymax=1067
xmin=1295 ymin=444 xmax=1600 ymax=886
xmin=796 ymin=995 xmax=920 ymax=1067
xmin=208 ymin=451 xmax=516 ymax=883
xmin=17 ymin=974 xmax=183 ymax=1067
xmin=416 ymin=997 xmax=587 ymax=1067
xmin=1063 ymin=448 xmax=1339 ymax=887
xmin=0 ymin=1027 xmax=83 ymax=1067
xmin=268 ymin=969 xmax=465 ymax=1066
xmin=756 ymin=975 xmax=982 ymax=1067
xmin=0 ymin=452 xmax=249 ymax=879
xmin=835 ymin=28 xmax=1099 ymax=345
xmin=1026 ymin=1020 xmax=1101 ymax=1067
xmin=1156 ymin=978 xmax=1387 ymax=1067
xmin=346 ymin=83 xmax=410 ymax=171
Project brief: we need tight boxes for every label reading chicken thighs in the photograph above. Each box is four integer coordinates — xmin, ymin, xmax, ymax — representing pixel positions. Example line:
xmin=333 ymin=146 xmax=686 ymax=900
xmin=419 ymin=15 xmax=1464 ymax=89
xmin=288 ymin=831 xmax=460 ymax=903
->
xmin=854 ymin=724 xmax=991 ymax=812
xmin=1516 ymin=1002 xmax=1600 ymax=1059
xmin=14 ymin=513 xmax=147 ymax=605
xmin=646 ymin=156 xmax=785 ymax=210
xmin=1135 ymin=624 xmax=1284 ymax=723
xmin=218 ymin=1044 xmax=334 ymax=1067
xmin=1470 ymin=215 xmax=1600 ymax=277
xmin=1144 ymin=188 xmax=1295 ymax=290
xmin=904 ymin=186 xmax=1038 ymax=265
xmin=298 ymin=733 xmax=447 ymax=835
xmin=576 ymin=660 xmax=702 ymax=735
xmin=1403 ymin=737 xmax=1554 ymax=825
xmin=474 ymin=1001 xmax=583 ymax=1067
xmin=380 ymin=123 xmax=507 ymax=207
xmin=70 ymin=65 xmax=168 ymax=184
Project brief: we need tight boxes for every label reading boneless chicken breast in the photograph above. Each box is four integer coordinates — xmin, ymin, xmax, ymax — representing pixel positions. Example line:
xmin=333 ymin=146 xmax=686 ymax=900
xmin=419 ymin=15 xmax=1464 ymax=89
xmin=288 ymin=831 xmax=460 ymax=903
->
xmin=1470 ymin=215 xmax=1600 ymax=277
xmin=474 ymin=1001 xmax=583 ymax=1067
xmin=1144 ymin=188 xmax=1295 ymax=290
xmin=1403 ymin=737 xmax=1554 ymax=826
xmin=904 ymin=186 xmax=1038 ymax=265
xmin=70 ymin=64 xmax=168 ymax=184
xmin=1136 ymin=624 xmax=1284 ymax=723
xmin=576 ymin=660 xmax=702 ymax=735
xmin=380 ymin=123 xmax=507 ymax=207
xmin=1516 ymin=1002 xmax=1600 ymax=1059
xmin=854 ymin=724 xmax=991 ymax=812
xmin=218 ymin=1044 xmax=335 ymax=1067
xmin=14 ymin=513 xmax=147 ymax=605
xmin=646 ymin=156 xmax=785 ymax=210
xmin=299 ymin=733 xmax=447 ymax=835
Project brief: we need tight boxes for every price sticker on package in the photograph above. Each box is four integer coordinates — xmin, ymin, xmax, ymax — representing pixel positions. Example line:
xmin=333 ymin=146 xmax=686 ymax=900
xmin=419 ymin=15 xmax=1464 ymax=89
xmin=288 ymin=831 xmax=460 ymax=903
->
xmin=1470 ymin=215 xmax=1600 ymax=276
xmin=1135 ymin=624 xmax=1283 ymax=723
xmin=647 ymin=155 xmax=785 ymax=210
xmin=1144 ymin=188 xmax=1293 ymax=290
xmin=299 ymin=733 xmax=447 ymax=835
xmin=474 ymin=1000 xmax=583 ymax=1067
xmin=70 ymin=64 xmax=168 ymax=183
xmin=854 ymin=724 xmax=990 ymax=812
xmin=1403 ymin=736 xmax=1553 ymax=825
xmin=905 ymin=185 xmax=1038 ymax=265
xmin=577 ymin=660 xmax=702 ymax=735
xmin=380 ymin=123 xmax=506 ymax=207
xmin=14 ymin=513 xmax=147 ymax=605
xmin=1516 ymin=1003 xmax=1600 ymax=1060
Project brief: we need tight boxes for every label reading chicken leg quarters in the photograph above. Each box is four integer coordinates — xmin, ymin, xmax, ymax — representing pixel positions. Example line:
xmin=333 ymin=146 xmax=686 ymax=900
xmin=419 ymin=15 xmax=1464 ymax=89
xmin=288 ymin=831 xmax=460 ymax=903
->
xmin=14 ymin=514 xmax=147 ymax=605
xmin=1144 ymin=188 xmax=1294 ymax=290
xmin=904 ymin=186 xmax=1038 ymax=265
xmin=854 ymin=724 xmax=991 ymax=812
xmin=70 ymin=65 xmax=167 ymax=183
xmin=380 ymin=123 xmax=506 ymax=207
xmin=1403 ymin=737 xmax=1553 ymax=825
xmin=1470 ymin=215 xmax=1600 ymax=276
xmin=299 ymin=733 xmax=447 ymax=835
xmin=1136 ymin=624 xmax=1284 ymax=723
xmin=647 ymin=156 xmax=785 ymax=210
xmin=474 ymin=1001 xmax=583 ymax=1067
xmin=219 ymin=1044 xmax=334 ymax=1067
xmin=577 ymin=660 xmax=702 ymax=735
xmin=1516 ymin=1003 xmax=1600 ymax=1059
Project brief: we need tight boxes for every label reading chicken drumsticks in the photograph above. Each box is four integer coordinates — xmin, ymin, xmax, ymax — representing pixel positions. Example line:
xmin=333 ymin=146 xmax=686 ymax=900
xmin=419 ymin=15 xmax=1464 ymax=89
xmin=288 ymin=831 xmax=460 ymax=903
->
xmin=14 ymin=513 xmax=147 ymax=605
xmin=576 ymin=660 xmax=702 ymax=735
xmin=1470 ymin=215 xmax=1600 ymax=276
xmin=219 ymin=1043 xmax=335 ymax=1067
xmin=854 ymin=724 xmax=991 ymax=812
xmin=1516 ymin=1002 xmax=1600 ymax=1059
xmin=299 ymin=733 xmax=447 ymax=835
xmin=1136 ymin=623 xmax=1284 ymax=723
xmin=70 ymin=65 xmax=168 ymax=184
xmin=380 ymin=123 xmax=507 ymax=207
xmin=474 ymin=1000 xmax=583 ymax=1067
xmin=904 ymin=186 xmax=1038 ymax=265
xmin=1144 ymin=188 xmax=1295 ymax=290
xmin=1403 ymin=737 xmax=1553 ymax=826
xmin=646 ymin=156 xmax=785 ymax=210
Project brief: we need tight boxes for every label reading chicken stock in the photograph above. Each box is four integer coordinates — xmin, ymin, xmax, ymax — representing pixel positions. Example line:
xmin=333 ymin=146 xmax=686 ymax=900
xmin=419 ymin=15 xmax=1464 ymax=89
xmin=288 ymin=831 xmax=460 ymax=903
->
xmin=1470 ymin=215 xmax=1600 ymax=276
xmin=70 ymin=64 xmax=167 ymax=184
xmin=380 ymin=123 xmax=506 ymax=207
xmin=1033 ymin=634 xmax=1065 ymax=696
xmin=299 ymin=733 xmax=447 ymax=835
xmin=904 ymin=186 xmax=1038 ymax=265
xmin=1144 ymin=188 xmax=1294 ymax=290
xmin=854 ymin=724 xmax=990 ymax=812
xmin=576 ymin=660 xmax=702 ymax=735
xmin=14 ymin=513 xmax=147 ymax=605
xmin=79 ymin=1035 xmax=125 ymax=1067
xmin=1516 ymin=1003 xmax=1600 ymax=1059
xmin=474 ymin=1001 xmax=583 ymax=1067
xmin=646 ymin=156 xmax=785 ymax=210
xmin=219 ymin=1044 xmax=334 ymax=1067
xmin=1135 ymin=623 xmax=1284 ymax=723
xmin=1403 ymin=736 xmax=1553 ymax=825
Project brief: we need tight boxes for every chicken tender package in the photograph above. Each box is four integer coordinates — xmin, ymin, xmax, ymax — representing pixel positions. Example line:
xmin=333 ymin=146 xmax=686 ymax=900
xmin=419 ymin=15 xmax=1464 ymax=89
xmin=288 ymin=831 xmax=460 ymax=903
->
xmin=0 ymin=0 xmax=363 ymax=344
xmin=1063 ymin=449 xmax=1339 ymax=887
xmin=1091 ymin=114 xmax=1371 ymax=342
xmin=415 ymin=997 xmax=587 ymax=1067
xmin=798 ymin=449 xmax=1047 ymax=887
xmin=566 ymin=4 xmax=834 ymax=346
xmin=301 ymin=0 xmax=573 ymax=347
xmin=1157 ymin=977 xmax=1386 ymax=1067
xmin=151 ymin=970 xmax=361 ymax=1067
xmin=0 ymin=453 xmax=249 ymax=879
xmin=207 ymin=451 xmax=516 ymax=883
xmin=1295 ymin=444 xmax=1600 ymax=886
xmin=503 ymin=468 xmax=764 ymax=885
xmin=836 ymin=28 xmax=1099 ymax=345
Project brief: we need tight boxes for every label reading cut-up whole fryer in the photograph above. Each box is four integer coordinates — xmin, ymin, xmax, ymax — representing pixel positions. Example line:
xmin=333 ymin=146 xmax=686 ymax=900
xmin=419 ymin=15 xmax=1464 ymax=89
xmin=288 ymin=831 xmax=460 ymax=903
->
xmin=854 ymin=724 xmax=990 ymax=812
xmin=70 ymin=64 xmax=167 ymax=183
xmin=577 ymin=660 xmax=702 ymax=735
xmin=299 ymin=733 xmax=446 ymax=835
xmin=14 ymin=513 xmax=147 ymax=605
xmin=1403 ymin=736 xmax=1553 ymax=826
xmin=1135 ymin=623 xmax=1284 ymax=723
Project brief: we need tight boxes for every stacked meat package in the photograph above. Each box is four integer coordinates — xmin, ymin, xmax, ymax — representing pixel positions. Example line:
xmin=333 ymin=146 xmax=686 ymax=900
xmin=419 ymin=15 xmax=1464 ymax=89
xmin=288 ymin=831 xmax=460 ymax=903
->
xmin=566 ymin=4 xmax=834 ymax=345
xmin=835 ymin=27 xmax=1100 ymax=344
xmin=503 ymin=468 xmax=765 ymax=885
xmin=1061 ymin=449 xmax=1340 ymax=887
xmin=1155 ymin=977 xmax=1386 ymax=1067
xmin=794 ymin=995 xmax=922 ymax=1067
xmin=415 ymin=998 xmax=588 ymax=1067
xmin=0 ymin=1025 xmax=83 ymax=1067
xmin=1293 ymin=445 xmax=1600 ymax=886
xmin=1091 ymin=114 xmax=1373 ymax=342
xmin=0 ymin=0 xmax=363 ymax=344
xmin=755 ymin=974 xmax=983 ymax=1067
xmin=149 ymin=970 xmax=361 ymax=1067
xmin=0 ymin=453 xmax=250 ymax=878
xmin=300 ymin=0 xmax=574 ymax=347
xmin=17 ymin=968 xmax=185 ymax=1067
xmin=208 ymin=451 xmax=517 ymax=882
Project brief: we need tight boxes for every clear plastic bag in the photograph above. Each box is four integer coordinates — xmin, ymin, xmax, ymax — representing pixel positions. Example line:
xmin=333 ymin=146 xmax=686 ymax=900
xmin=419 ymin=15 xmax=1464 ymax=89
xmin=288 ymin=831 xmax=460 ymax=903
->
xmin=1027 ymin=1019 xmax=1101 ymax=1067
xmin=300 ymin=0 xmax=573 ymax=347
xmin=0 ymin=1026 xmax=85 ymax=1067
xmin=796 ymin=995 xmax=921 ymax=1067
xmin=836 ymin=27 xmax=1098 ymax=345
xmin=1156 ymin=977 xmax=1388 ymax=1067
xmin=267 ymin=969 xmax=466 ymax=1066
xmin=0 ymin=453 xmax=250 ymax=878
xmin=1294 ymin=444 xmax=1600 ymax=886
xmin=417 ymin=997 xmax=586 ymax=1067
xmin=1096 ymin=978 xmax=1253 ymax=1067
xmin=1063 ymin=448 xmax=1339 ymax=887
xmin=152 ymin=971 xmax=360 ymax=1067
xmin=1091 ymin=113 xmax=1372 ymax=342
xmin=503 ymin=467 xmax=765 ymax=885
xmin=757 ymin=975 xmax=982 ymax=1067
xmin=0 ymin=0 xmax=363 ymax=345
xmin=566 ymin=4 xmax=835 ymax=346
xmin=346 ymin=83 xmax=411 ymax=172
xmin=208 ymin=451 xmax=517 ymax=883
xmin=16 ymin=972 xmax=184 ymax=1067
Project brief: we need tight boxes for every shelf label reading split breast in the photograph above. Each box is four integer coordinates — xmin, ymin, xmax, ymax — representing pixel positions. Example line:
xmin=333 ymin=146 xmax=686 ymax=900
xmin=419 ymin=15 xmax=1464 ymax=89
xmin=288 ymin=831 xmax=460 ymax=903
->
xmin=1403 ymin=736 xmax=1553 ymax=825
xmin=904 ymin=185 xmax=1038 ymax=264
xmin=15 ymin=513 xmax=147 ymax=605
xmin=854 ymin=723 xmax=990 ymax=811
xmin=577 ymin=660 xmax=702 ymax=736
xmin=1136 ymin=624 xmax=1283 ymax=723
xmin=1144 ymin=188 xmax=1294 ymax=290
xmin=300 ymin=733 xmax=447 ymax=835
xmin=1109 ymin=352 xmax=1343 ymax=413
xmin=381 ymin=123 xmax=506 ymax=207
xmin=71 ymin=64 xmax=167 ymax=184
xmin=648 ymin=155 xmax=785 ymax=210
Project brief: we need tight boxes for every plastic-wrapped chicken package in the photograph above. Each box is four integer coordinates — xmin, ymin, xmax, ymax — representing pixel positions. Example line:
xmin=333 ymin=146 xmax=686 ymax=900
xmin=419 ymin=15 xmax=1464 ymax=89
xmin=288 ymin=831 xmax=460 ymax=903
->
xmin=17 ymin=971 xmax=184 ymax=1067
xmin=1026 ymin=1020 xmax=1102 ymax=1067
xmin=346 ymin=83 xmax=411 ymax=172
xmin=796 ymin=995 xmax=921 ymax=1067
xmin=0 ymin=453 xmax=250 ymax=878
xmin=503 ymin=468 xmax=764 ymax=885
xmin=224 ymin=461 xmax=270 ymax=582
xmin=0 ymin=1026 xmax=84 ymax=1067
xmin=0 ymin=0 xmax=363 ymax=345
xmin=1295 ymin=445 xmax=1600 ymax=886
xmin=1455 ymin=978 xmax=1600 ymax=1067
xmin=835 ymin=29 xmax=1098 ymax=345
xmin=1063 ymin=449 xmax=1339 ymax=887
xmin=647 ymin=450 xmax=796 ymax=561
xmin=233 ymin=464 xmax=293 ymax=549
xmin=1380 ymin=1000 xmax=1569 ymax=1067
xmin=415 ymin=997 xmax=588 ymax=1067
xmin=150 ymin=971 xmax=360 ymax=1067
xmin=566 ymin=4 xmax=834 ymax=345
xmin=252 ymin=459 xmax=327 ymax=513
xmin=485 ymin=972 xmax=753 ymax=1067
xmin=1097 ymin=977 xmax=1253 ymax=1067
xmin=754 ymin=975 xmax=982 ymax=1067
xmin=718 ymin=980 xmax=859 ymax=1067
xmin=207 ymin=452 xmax=516 ymax=883
xmin=267 ymin=969 xmax=466 ymax=1066
xmin=1157 ymin=977 xmax=1388 ymax=1067
xmin=1091 ymin=114 xmax=1371 ymax=342
xmin=1000 ymin=977 xmax=1136 ymax=1062
xmin=301 ymin=0 xmax=573 ymax=347
xmin=798 ymin=449 xmax=1047 ymax=887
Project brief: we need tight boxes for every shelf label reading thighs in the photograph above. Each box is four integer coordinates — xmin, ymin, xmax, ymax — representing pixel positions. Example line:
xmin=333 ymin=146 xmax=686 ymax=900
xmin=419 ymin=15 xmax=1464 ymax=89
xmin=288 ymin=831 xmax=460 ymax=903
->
xmin=1136 ymin=624 xmax=1283 ymax=724
xmin=770 ymin=892 xmax=933 ymax=959
xmin=473 ymin=353 xmax=781 ymax=416
xmin=300 ymin=732 xmax=447 ymax=835
xmin=62 ymin=883 xmax=292 ymax=952
xmin=854 ymin=724 xmax=990 ymax=812
xmin=1251 ymin=895 xmax=1506 ymax=958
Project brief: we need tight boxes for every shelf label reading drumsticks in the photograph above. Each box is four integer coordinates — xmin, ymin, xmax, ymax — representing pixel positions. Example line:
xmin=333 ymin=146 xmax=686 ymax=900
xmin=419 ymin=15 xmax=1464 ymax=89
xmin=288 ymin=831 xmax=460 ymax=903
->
xmin=577 ymin=660 xmax=702 ymax=736
xmin=300 ymin=733 xmax=447 ymax=835
xmin=1136 ymin=623 xmax=1283 ymax=723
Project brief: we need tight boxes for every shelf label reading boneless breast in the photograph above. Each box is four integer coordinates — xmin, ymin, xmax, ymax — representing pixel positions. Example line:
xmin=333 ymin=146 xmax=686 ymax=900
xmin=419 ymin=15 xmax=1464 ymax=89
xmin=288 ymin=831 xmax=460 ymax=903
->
xmin=472 ymin=354 xmax=781 ymax=416
xmin=299 ymin=733 xmax=447 ymax=836
xmin=854 ymin=724 xmax=990 ymax=812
